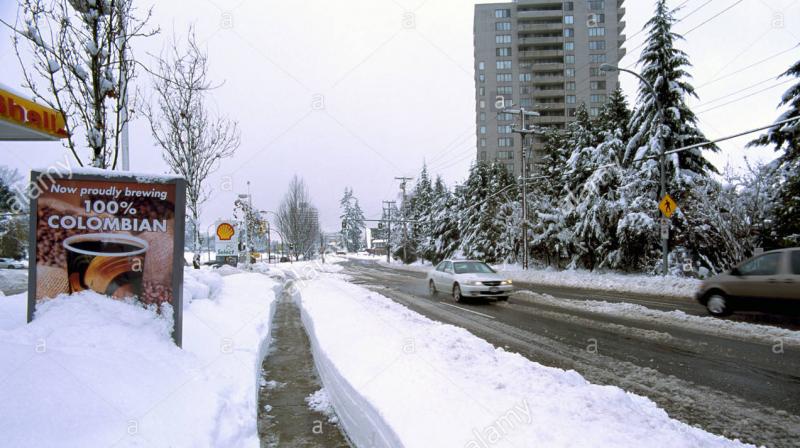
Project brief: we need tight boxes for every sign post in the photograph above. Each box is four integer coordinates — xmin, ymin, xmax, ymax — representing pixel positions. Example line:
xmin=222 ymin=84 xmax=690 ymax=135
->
xmin=27 ymin=170 xmax=186 ymax=346
xmin=658 ymin=194 xmax=678 ymax=275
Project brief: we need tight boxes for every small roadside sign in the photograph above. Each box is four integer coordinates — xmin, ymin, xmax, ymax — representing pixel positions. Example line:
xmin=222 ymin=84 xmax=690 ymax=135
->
xmin=659 ymin=194 xmax=677 ymax=218
xmin=660 ymin=218 xmax=670 ymax=240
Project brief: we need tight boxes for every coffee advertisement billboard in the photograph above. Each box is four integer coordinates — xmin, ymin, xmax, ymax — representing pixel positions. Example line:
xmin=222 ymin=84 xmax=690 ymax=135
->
xmin=27 ymin=170 xmax=186 ymax=345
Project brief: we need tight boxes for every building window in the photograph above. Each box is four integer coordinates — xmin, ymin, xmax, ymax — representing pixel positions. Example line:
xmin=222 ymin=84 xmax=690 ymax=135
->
xmin=564 ymin=42 xmax=574 ymax=51
xmin=479 ymin=87 xmax=485 ymax=96
xmin=590 ymin=67 xmax=603 ymax=76
xmin=566 ymin=81 xmax=576 ymax=90
xmin=521 ymin=86 xmax=532 ymax=95
xmin=495 ymin=22 xmax=512 ymax=31
xmin=590 ymin=94 xmax=607 ymax=103
xmin=497 ymin=112 xmax=513 ymax=121
xmin=590 ymin=80 xmax=606 ymax=90
xmin=590 ymin=107 xmax=600 ymax=117
xmin=479 ymin=100 xmax=486 ymax=109
xmin=565 ymin=55 xmax=575 ymax=64
xmin=495 ymin=9 xmax=510 ymax=18
xmin=588 ymin=13 xmax=606 ymax=24
xmin=564 ymin=15 xmax=574 ymax=24
xmin=564 ymin=2 xmax=574 ymax=11
xmin=566 ymin=95 xmax=576 ymax=104
xmin=479 ymin=112 xmax=486 ymax=121
xmin=519 ymin=73 xmax=532 ymax=82
xmin=497 ymin=150 xmax=514 ymax=160
xmin=590 ymin=54 xmax=607 ymax=64
xmin=588 ymin=40 xmax=606 ymax=50
xmin=478 ymin=61 xmax=485 ymax=70
xmin=520 ymin=98 xmax=533 ymax=107
xmin=496 ymin=47 xmax=512 ymax=57
xmin=588 ymin=27 xmax=606 ymax=37
xmin=498 ymin=125 xmax=512 ymax=134
xmin=506 ymin=163 xmax=515 ymax=173
xmin=589 ymin=1 xmax=604 ymax=11
xmin=498 ymin=137 xmax=513 ymax=147
xmin=568 ymin=108 xmax=576 ymax=117
xmin=564 ymin=28 xmax=574 ymax=37
xmin=480 ymin=139 xmax=487 ymax=148
xmin=479 ymin=74 xmax=485 ymax=83
xmin=496 ymin=60 xmax=512 ymax=70
xmin=565 ymin=68 xmax=576 ymax=77
xmin=497 ymin=73 xmax=513 ymax=82
xmin=497 ymin=86 xmax=513 ymax=95
xmin=479 ymin=126 xmax=486 ymax=134
xmin=496 ymin=34 xmax=512 ymax=44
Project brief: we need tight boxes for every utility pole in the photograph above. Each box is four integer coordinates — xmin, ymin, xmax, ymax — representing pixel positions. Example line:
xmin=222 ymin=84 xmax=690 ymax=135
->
xmin=382 ymin=200 xmax=396 ymax=263
xmin=395 ymin=177 xmax=413 ymax=263
xmin=507 ymin=108 xmax=540 ymax=270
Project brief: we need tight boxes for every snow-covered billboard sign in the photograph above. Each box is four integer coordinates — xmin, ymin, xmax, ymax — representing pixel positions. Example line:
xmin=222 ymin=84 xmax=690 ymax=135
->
xmin=26 ymin=169 xmax=187 ymax=345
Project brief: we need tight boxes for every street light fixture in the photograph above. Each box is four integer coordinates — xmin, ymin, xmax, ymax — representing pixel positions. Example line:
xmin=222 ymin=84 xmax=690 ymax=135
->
xmin=600 ymin=63 xmax=669 ymax=276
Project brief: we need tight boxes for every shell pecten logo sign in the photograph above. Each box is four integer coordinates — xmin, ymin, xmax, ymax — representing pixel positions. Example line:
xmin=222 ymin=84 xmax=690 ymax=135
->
xmin=0 ymin=86 xmax=68 ymax=141
xmin=216 ymin=222 xmax=235 ymax=241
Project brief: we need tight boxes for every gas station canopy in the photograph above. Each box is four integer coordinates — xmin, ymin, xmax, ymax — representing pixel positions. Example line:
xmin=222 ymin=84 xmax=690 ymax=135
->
xmin=0 ymin=84 xmax=67 ymax=141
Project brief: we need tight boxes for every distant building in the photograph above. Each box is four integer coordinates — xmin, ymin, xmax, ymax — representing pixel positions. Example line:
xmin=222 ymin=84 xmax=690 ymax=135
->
xmin=474 ymin=0 xmax=626 ymax=175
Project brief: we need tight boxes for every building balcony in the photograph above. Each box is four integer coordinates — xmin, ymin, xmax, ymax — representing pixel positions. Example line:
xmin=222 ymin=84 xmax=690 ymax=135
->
xmin=533 ymin=115 xmax=568 ymax=125
xmin=518 ymin=49 xmax=564 ymax=59
xmin=618 ymin=7 xmax=626 ymax=18
xmin=518 ymin=36 xmax=564 ymax=45
xmin=531 ymin=74 xmax=565 ymax=83
xmin=517 ymin=23 xmax=563 ymax=32
xmin=516 ymin=10 xmax=564 ymax=20
xmin=532 ymin=89 xmax=565 ymax=98
xmin=618 ymin=20 xmax=626 ymax=32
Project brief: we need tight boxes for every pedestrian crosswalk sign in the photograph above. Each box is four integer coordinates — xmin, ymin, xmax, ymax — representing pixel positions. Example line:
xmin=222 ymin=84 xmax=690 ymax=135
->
xmin=659 ymin=194 xmax=677 ymax=218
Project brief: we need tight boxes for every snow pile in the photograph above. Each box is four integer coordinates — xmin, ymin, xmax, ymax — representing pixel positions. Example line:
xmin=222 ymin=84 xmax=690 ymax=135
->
xmin=297 ymin=276 xmax=753 ymax=448
xmin=519 ymin=291 xmax=800 ymax=347
xmin=306 ymin=388 xmax=338 ymax=423
xmin=0 ymin=268 xmax=28 ymax=294
xmin=0 ymin=272 xmax=277 ymax=448
xmin=182 ymin=267 xmax=223 ymax=305
xmin=0 ymin=292 xmax=26 ymax=330
xmin=495 ymin=265 xmax=701 ymax=298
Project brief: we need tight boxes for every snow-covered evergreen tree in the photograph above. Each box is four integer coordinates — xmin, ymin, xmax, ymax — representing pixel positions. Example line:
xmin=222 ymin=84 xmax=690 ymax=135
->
xmin=748 ymin=56 xmax=800 ymax=247
xmin=408 ymin=164 xmax=435 ymax=262
xmin=597 ymin=87 xmax=631 ymax=141
xmin=339 ymin=187 xmax=365 ymax=252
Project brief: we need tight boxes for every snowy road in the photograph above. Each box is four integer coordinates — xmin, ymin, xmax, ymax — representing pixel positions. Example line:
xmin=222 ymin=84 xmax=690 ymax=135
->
xmin=341 ymin=259 xmax=800 ymax=448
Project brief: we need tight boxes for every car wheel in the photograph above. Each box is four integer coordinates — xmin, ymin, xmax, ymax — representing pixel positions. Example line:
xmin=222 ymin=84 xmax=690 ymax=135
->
xmin=428 ymin=280 xmax=437 ymax=296
xmin=453 ymin=284 xmax=463 ymax=303
xmin=706 ymin=293 xmax=731 ymax=316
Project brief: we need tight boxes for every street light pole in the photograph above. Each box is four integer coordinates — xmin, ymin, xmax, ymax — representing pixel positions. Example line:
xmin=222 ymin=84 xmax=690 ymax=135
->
xmin=600 ymin=63 xmax=669 ymax=275
xmin=506 ymin=107 xmax=540 ymax=270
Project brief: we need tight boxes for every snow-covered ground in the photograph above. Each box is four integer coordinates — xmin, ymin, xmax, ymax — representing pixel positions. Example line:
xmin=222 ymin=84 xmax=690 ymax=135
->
xmin=295 ymin=273 xmax=753 ymax=448
xmin=518 ymin=290 xmax=800 ymax=347
xmin=0 ymin=268 xmax=28 ymax=294
xmin=0 ymin=268 xmax=278 ymax=448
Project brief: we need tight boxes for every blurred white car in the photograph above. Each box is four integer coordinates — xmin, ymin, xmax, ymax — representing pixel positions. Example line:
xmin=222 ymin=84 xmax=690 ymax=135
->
xmin=427 ymin=260 xmax=513 ymax=302
xmin=0 ymin=258 xmax=26 ymax=269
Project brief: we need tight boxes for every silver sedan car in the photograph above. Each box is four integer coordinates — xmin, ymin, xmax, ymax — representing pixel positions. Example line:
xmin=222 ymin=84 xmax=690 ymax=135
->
xmin=427 ymin=260 xmax=513 ymax=302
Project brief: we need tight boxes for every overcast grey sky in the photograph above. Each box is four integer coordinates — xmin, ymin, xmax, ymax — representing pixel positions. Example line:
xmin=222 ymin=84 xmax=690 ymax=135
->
xmin=1 ymin=0 xmax=798 ymax=232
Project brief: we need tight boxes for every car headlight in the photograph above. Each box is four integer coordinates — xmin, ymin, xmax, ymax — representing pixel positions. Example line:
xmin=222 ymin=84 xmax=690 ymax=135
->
xmin=501 ymin=279 xmax=512 ymax=285
xmin=471 ymin=281 xmax=483 ymax=286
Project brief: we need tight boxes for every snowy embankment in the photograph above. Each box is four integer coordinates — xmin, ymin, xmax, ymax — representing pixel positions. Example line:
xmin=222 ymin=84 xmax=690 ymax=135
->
xmin=295 ymin=275 xmax=752 ymax=448
xmin=377 ymin=259 xmax=700 ymax=298
xmin=0 ymin=268 xmax=278 ymax=448
xmin=519 ymin=290 xmax=800 ymax=347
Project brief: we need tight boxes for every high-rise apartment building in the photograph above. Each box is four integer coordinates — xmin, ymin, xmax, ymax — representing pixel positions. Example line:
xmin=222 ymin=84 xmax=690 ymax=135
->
xmin=474 ymin=1 xmax=626 ymax=175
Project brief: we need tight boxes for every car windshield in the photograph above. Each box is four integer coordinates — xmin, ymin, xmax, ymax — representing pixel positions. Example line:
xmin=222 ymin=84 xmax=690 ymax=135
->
xmin=453 ymin=262 xmax=495 ymax=274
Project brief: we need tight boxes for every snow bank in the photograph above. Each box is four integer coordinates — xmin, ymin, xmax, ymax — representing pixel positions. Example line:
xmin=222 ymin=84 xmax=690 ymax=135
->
xmin=0 ymin=268 xmax=28 ymax=294
xmin=182 ymin=267 xmax=223 ymax=305
xmin=497 ymin=265 xmax=701 ymax=298
xmin=297 ymin=276 xmax=752 ymax=448
xmin=0 ymin=272 xmax=277 ymax=448
xmin=519 ymin=291 xmax=800 ymax=347
xmin=0 ymin=292 xmax=28 ymax=330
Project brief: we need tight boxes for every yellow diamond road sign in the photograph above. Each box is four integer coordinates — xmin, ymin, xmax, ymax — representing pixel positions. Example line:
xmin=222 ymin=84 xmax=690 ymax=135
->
xmin=659 ymin=194 xmax=677 ymax=218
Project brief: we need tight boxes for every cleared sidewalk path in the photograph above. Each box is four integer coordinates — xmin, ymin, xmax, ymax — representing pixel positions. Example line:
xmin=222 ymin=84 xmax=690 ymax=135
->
xmin=258 ymin=281 xmax=351 ymax=447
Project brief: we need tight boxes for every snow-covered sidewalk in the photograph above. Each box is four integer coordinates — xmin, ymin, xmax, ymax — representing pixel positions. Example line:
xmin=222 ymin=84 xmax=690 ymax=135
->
xmin=0 ymin=269 xmax=278 ymax=448
xmin=296 ymin=274 xmax=752 ymax=448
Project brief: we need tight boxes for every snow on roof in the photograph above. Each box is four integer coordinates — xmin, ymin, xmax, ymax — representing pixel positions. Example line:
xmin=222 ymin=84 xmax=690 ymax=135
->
xmin=33 ymin=166 xmax=185 ymax=183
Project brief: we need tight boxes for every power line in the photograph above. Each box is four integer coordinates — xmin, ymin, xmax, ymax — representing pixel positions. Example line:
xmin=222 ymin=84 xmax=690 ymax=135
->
xmin=695 ymin=44 xmax=799 ymax=88
xmin=682 ymin=0 xmax=743 ymax=35
xmin=695 ymin=78 xmax=794 ymax=114
xmin=692 ymin=73 xmax=784 ymax=107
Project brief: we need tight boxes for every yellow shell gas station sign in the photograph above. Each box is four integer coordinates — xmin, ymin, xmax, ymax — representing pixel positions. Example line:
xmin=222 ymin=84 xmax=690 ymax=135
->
xmin=0 ymin=85 xmax=67 ymax=141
